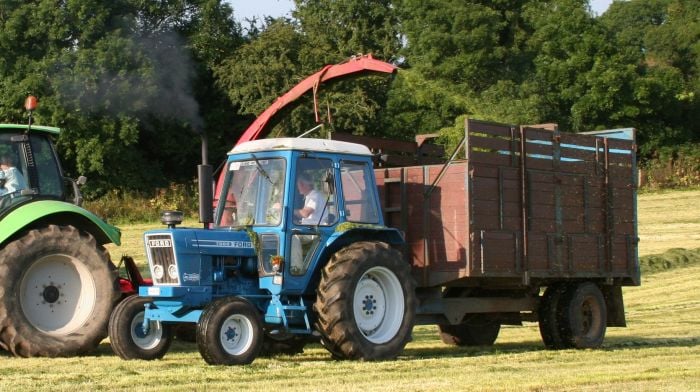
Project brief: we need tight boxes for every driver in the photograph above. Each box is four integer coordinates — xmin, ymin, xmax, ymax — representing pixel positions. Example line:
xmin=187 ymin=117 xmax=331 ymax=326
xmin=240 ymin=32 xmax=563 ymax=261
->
xmin=0 ymin=154 xmax=27 ymax=196
xmin=293 ymin=173 xmax=327 ymax=225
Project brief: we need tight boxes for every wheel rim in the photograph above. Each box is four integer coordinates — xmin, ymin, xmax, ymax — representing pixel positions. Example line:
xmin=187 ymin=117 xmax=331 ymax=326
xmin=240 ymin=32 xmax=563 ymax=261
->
xmin=19 ymin=254 xmax=97 ymax=335
xmin=353 ymin=266 xmax=405 ymax=344
xmin=219 ymin=314 xmax=254 ymax=356
xmin=130 ymin=311 xmax=164 ymax=350
xmin=580 ymin=296 xmax=602 ymax=338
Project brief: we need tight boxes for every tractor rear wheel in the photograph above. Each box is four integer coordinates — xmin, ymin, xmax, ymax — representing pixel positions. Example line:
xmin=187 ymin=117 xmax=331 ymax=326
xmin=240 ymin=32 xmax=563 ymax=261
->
xmin=108 ymin=295 xmax=173 ymax=360
xmin=0 ymin=225 xmax=119 ymax=357
xmin=314 ymin=241 xmax=416 ymax=360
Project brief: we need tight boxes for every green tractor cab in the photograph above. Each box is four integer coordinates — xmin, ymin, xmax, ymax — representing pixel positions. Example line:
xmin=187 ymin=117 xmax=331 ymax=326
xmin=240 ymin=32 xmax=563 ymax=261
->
xmin=0 ymin=113 xmax=121 ymax=357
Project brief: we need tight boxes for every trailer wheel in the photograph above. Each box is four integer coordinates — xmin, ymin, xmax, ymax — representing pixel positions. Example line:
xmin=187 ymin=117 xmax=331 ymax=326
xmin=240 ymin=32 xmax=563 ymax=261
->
xmin=438 ymin=317 xmax=501 ymax=346
xmin=314 ymin=241 xmax=417 ymax=360
xmin=538 ymin=284 xmax=569 ymax=349
xmin=197 ymin=297 xmax=263 ymax=365
xmin=0 ymin=225 xmax=119 ymax=357
xmin=558 ymin=282 xmax=607 ymax=349
xmin=108 ymin=295 xmax=172 ymax=360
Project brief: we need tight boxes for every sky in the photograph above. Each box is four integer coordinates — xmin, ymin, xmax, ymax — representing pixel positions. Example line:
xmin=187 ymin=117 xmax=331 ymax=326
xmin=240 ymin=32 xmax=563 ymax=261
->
xmin=226 ymin=0 xmax=615 ymax=21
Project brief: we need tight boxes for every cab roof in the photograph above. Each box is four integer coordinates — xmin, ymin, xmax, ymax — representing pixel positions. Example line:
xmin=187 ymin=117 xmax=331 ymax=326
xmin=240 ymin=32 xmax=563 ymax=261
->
xmin=230 ymin=138 xmax=372 ymax=157
xmin=0 ymin=124 xmax=60 ymax=135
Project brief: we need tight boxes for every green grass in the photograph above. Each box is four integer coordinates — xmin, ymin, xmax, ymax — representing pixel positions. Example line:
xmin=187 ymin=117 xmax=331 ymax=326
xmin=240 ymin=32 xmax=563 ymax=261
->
xmin=1 ymin=189 xmax=699 ymax=391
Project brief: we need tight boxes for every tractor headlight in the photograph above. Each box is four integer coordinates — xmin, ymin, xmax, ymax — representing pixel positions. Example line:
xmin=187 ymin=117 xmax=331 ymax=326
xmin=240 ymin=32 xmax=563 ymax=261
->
xmin=153 ymin=265 xmax=164 ymax=280
xmin=168 ymin=264 xmax=178 ymax=280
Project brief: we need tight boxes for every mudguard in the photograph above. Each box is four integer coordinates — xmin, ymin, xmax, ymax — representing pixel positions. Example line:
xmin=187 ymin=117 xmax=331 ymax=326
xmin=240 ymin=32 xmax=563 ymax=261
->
xmin=0 ymin=199 xmax=121 ymax=246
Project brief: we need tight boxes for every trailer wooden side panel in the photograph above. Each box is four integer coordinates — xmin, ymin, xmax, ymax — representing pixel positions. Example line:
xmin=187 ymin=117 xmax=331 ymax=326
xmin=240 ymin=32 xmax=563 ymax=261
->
xmin=376 ymin=119 xmax=639 ymax=288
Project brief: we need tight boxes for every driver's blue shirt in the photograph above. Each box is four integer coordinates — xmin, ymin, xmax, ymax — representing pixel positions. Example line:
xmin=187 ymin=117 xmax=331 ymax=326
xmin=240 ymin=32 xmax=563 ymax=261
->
xmin=0 ymin=167 xmax=27 ymax=196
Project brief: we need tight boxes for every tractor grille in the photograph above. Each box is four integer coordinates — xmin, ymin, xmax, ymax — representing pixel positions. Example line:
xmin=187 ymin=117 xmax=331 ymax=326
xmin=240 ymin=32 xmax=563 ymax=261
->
xmin=145 ymin=234 xmax=180 ymax=285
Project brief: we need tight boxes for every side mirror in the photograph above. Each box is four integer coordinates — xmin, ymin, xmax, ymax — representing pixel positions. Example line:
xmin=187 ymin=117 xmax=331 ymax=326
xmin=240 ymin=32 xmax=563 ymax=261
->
xmin=67 ymin=176 xmax=86 ymax=206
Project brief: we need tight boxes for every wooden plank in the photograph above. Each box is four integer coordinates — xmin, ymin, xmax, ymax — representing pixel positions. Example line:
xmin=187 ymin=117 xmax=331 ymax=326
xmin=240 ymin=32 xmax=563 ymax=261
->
xmin=559 ymin=132 xmax=599 ymax=148
xmin=469 ymin=134 xmax=517 ymax=152
xmin=474 ymin=231 xmax=519 ymax=275
xmin=559 ymin=161 xmax=598 ymax=175
xmin=607 ymin=152 xmax=634 ymax=165
xmin=526 ymin=233 xmax=550 ymax=271
xmin=525 ymin=158 xmax=554 ymax=171
xmin=570 ymin=235 xmax=603 ymax=272
xmin=469 ymin=151 xmax=513 ymax=167
xmin=468 ymin=119 xmax=514 ymax=138
xmin=524 ymin=129 xmax=556 ymax=142
xmin=331 ymin=132 xmax=417 ymax=153
xmin=606 ymin=139 xmax=635 ymax=151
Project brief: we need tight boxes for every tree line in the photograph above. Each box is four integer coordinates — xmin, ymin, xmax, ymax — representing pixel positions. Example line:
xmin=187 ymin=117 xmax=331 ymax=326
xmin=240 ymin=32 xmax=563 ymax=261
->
xmin=0 ymin=0 xmax=697 ymax=194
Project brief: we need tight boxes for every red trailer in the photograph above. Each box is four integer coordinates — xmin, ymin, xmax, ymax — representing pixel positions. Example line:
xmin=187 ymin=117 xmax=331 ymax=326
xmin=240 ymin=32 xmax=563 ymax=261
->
xmin=346 ymin=118 xmax=638 ymax=349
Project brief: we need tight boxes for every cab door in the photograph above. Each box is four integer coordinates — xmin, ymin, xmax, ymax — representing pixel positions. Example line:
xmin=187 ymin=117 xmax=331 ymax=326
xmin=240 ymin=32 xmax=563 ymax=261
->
xmin=283 ymin=155 xmax=338 ymax=293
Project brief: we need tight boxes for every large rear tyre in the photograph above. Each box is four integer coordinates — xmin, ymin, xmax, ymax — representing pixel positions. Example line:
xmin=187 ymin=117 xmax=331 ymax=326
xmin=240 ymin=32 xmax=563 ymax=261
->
xmin=558 ymin=282 xmax=607 ymax=349
xmin=108 ymin=295 xmax=173 ymax=360
xmin=538 ymin=284 xmax=569 ymax=349
xmin=438 ymin=317 xmax=501 ymax=346
xmin=196 ymin=297 xmax=263 ymax=365
xmin=0 ymin=225 xmax=119 ymax=357
xmin=314 ymin=241 xmax=417 ymax=360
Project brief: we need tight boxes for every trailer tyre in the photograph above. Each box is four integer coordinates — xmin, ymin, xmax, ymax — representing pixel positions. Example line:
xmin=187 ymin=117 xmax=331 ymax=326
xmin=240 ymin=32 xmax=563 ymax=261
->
xmin=0 ymin=225 xmax=119 ymax=357
xmin=558 ymin=282 xmax=607 ymax=349
xmin=438 ymin=317 xmax=501 ymax=346
xmin=108 ymin=295 xmax=172 ymax=360
xmin=538 ymin=284 xmax=569 ymax=349
xmin=314 ymin=241 xmax=417 ymax=360
xmin=197 ymin=297 xmax=263 ymax=365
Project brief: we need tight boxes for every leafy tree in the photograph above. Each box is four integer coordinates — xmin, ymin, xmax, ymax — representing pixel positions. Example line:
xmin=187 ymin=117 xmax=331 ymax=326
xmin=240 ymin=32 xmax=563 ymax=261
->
xmin=601 ymin=0 xmax=699 ymax=156
xmin=216 ymin=1 xmax=401 ymax=140
xmin=0 ymin=0 xmax=244 ymax=194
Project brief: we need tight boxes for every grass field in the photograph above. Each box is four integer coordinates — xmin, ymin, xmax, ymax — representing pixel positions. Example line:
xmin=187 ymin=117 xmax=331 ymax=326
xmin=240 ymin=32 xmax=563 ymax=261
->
xmin=1 ymin=189 xmax=699 ymax=391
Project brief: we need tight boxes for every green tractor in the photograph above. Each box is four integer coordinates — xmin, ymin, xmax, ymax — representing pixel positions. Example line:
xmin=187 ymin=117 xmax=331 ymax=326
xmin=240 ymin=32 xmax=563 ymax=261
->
xmin=0 ymin=97 xmax=121 ymax=357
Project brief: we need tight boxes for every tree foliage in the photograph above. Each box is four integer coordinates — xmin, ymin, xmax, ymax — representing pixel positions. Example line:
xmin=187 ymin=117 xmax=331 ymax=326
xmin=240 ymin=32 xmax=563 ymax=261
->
xmin=0 ymin=0 xmax=243 ymax=194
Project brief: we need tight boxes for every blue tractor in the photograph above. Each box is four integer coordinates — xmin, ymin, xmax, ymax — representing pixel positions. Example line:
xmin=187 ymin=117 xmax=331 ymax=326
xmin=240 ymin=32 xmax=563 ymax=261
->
xmin=108 ymin=137 xmax=417 ymax=365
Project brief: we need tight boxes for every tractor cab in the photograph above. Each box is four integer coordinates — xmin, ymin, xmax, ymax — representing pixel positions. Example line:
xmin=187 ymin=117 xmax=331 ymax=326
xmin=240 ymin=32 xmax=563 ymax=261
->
xmin=214 ymin=138 xmax=386 ymax=294
xmin=0 ymin=124 xmax=68 ymax=215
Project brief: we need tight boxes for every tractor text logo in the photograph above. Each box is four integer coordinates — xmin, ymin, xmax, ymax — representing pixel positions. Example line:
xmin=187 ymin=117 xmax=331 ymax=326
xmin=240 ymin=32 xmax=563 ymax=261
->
xmin=148 ymin=238 xmax=173 ymax=248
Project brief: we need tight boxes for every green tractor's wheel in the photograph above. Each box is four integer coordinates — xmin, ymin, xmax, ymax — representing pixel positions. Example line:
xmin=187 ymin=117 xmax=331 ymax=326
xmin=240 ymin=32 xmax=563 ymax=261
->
xmin=108 ymin=295 xmax=173 ymax=360
xmin=314 ymin=241 xmax=417 ymax=360
xmin=0 ymin=225 xmax=119 ymax=357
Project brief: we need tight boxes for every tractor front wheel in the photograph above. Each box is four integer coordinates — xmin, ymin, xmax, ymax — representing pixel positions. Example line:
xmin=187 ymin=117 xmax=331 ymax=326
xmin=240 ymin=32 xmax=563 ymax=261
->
xmin=196 ymin=297 xmax=263 ymax=365
xmin=108 ymin=295 xmax=173 ymax=360
xmin=0 ymin=225 xmax=119 ymax=357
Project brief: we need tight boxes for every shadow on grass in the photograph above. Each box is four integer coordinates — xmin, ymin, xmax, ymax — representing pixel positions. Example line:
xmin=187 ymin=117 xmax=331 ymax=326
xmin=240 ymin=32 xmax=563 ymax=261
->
xmin=602 ymin=335 xmax=700 ymax=350
xmin=3 ymin=334 xmax=697 ymax=362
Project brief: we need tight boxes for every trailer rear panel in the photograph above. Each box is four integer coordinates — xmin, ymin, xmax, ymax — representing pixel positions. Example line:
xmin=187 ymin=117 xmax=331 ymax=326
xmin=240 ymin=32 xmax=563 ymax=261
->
xmin=375 ymin=119 xmax=639 ymax=288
